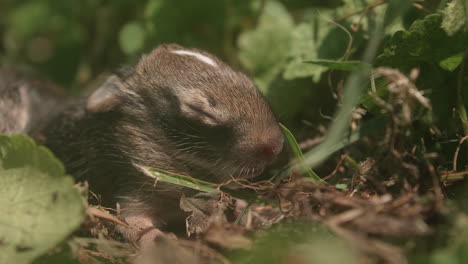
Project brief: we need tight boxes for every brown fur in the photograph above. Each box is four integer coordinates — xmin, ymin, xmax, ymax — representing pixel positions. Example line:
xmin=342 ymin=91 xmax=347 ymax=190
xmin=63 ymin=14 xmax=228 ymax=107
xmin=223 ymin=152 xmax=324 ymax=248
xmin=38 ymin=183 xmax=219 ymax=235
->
xmin=6 ymin=44 xmax=284 ymax=242
xmin=0 ymin=69 xmax=63 ymax=135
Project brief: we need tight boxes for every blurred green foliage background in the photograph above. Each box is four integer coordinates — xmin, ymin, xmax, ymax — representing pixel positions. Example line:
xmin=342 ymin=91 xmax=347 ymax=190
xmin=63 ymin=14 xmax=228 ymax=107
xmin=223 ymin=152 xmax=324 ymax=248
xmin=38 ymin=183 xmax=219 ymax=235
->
xmin=0 ymin=0 xmax=430 ymax=117
xmin=1 ymin=0 xmax=464 ymax=125
xmin=0 ymin=0 xmax=462 ymax=121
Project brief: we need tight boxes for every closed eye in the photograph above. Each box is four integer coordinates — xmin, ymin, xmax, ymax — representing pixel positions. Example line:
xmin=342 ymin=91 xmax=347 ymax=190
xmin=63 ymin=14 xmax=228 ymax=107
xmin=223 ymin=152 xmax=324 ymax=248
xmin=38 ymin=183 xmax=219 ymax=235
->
xmin=185 ymin=103 xmax=219 ymax=126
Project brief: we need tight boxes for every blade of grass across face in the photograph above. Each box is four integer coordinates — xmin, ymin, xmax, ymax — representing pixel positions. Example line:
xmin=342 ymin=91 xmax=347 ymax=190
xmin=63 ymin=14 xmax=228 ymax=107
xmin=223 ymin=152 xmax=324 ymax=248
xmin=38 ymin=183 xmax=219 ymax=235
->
xmin=280 ymin=124 xmax=325 ymax=184
xmin=143 ymin=167 xmax=217 ymax=193
xmin=141 ymin=167 xmax=262 ymax=201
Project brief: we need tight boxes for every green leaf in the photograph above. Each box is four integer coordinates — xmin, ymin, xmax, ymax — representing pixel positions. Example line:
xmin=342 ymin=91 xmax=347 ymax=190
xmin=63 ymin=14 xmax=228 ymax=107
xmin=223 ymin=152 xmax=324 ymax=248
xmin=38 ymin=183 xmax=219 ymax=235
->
xmin=283 ymin=23 xmax=326 ymax=82
xmin=119 ymin=22 xmax=145 ymax=55
xmin=439 ymin=52 xmax=465 ymax=71
xmin=238 ymin=0 xmax=294 ymax=93
xmin=283 ymin=60 xmax=326 ymax=81
xmin=279 ymin=124 xmax=324 ymax=184
xmin=0 ymin=134 xmax=86 ymax=264
xmin=335 ymin=183 xmax=348 ymax=190
xmin=304 ymin=59 xmax=372 ymax=71
xmin=283 ymin=16 xmax=356 ymax=81
xmin=283 ymin=0 xmax=395 ymax=82
xmin=230 ymin=222 xmax=358 ymax=264
xmin=377 ymin=14 xmax=468 ymax=70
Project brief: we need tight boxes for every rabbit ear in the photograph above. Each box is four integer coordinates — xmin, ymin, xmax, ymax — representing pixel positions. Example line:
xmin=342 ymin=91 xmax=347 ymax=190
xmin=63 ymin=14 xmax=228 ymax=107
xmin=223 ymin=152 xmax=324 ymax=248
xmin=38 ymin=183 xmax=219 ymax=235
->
xmin=87 ymin=75 xmax=124 ymax=113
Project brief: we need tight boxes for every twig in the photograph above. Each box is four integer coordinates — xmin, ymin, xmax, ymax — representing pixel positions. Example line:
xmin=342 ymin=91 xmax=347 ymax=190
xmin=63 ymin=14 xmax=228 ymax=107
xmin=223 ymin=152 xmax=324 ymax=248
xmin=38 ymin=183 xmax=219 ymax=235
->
xmin=426 ymin=162 xmax=444 ymax=211
xmin=322 ymin=154 xmax=346 ymax=181
xmin=441 ymin=170 xmax=468 ymax=182
xmin=299 ymin=136 xmax=324 ymax=151
xmin=333 ymin=0 xmax=385 ymax=23
xmin=328 ymin=20 xmax=354 ymax=61
xmin=327 ymin=208 xmax=364 ymax=225
xmin=87 ymin=207 xmax=130 ymax=228
xmin=327 ymin=19 xmax=355 ymax=100
xmin=411 ymin=3 xmax=432 ymax=13
xmin=80 ymin=248 xmax=116 ymax=261
xmin=453 ymin=135 xmax=468 ymax=171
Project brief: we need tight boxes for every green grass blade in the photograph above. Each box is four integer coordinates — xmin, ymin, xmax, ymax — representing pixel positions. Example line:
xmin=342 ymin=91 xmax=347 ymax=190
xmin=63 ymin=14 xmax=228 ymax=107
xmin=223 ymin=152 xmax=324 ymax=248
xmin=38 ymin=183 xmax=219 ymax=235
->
xmin=142 ymin=167 xmax=262 ymax=201
xmin=144 ymin=167 xmax=217 ymax=193
xmin=303 ymin=117 xmax=387 ymax=168
xmin=304 ymin=60 xmax=372 ymax=71
xmin=280 ymin=124 xmax=324 ymax=184
xmin=299 ymin=2 xmax=411 ymax=170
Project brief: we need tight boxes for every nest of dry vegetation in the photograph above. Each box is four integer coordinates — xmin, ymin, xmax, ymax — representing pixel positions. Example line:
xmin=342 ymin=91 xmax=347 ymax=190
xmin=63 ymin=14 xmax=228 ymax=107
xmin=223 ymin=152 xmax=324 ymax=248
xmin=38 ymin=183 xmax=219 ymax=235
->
xmin=78 ymin=172 xmax=443 ymax=264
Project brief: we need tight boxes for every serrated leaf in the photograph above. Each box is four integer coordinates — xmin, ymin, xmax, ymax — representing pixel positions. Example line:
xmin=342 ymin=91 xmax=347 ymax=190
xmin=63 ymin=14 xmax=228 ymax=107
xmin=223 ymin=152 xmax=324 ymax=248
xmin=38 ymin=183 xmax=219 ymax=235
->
xmin=0 ymin=134 xmax=85 ymax=264
xmin=304 ymin=59 xmax=372 ymax=71
xmin=377 ymin=14 xmax=468 ymax=70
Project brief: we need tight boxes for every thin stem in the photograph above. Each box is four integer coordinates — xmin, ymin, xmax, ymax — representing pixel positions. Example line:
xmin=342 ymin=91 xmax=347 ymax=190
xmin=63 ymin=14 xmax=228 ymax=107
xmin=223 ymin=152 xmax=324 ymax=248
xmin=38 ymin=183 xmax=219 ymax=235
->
xmin=457 ymin=50 xmax=468 ymax=135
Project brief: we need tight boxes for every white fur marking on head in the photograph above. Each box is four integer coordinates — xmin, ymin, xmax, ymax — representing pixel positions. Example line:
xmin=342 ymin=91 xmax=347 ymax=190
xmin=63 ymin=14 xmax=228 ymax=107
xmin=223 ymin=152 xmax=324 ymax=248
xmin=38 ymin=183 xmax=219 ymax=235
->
xmin=171 ymin=50 xmax=218 ymax=67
